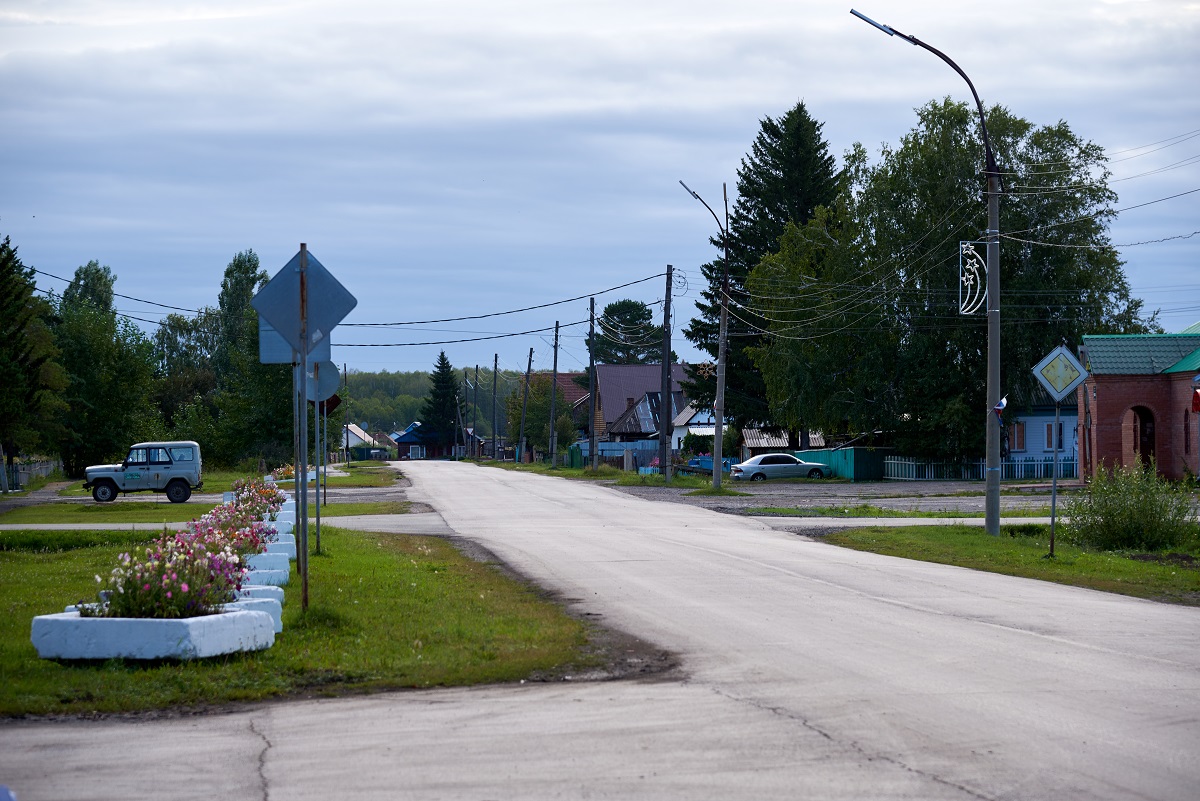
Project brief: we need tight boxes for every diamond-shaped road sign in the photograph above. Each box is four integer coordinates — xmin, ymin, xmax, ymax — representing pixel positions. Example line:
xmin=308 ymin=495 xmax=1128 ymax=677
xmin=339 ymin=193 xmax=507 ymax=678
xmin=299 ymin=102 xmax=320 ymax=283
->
xmin=251 ymin=247 xmax=356 ymax=358
xmin=1032 ymin=345 xmax=1089 ymax=403
xmin=258 ymin=318 xmax=331 ymax=364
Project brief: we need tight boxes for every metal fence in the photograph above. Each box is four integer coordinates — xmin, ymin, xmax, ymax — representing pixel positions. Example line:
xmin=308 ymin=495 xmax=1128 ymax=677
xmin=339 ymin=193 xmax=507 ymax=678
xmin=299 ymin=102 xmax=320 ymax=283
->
xmin=884 ymin=455 xmax=1077 ymax=482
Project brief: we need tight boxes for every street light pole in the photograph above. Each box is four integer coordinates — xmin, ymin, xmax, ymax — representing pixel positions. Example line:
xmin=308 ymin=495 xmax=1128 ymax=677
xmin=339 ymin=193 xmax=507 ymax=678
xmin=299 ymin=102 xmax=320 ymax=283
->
xmin=851 ymin=9 xmax=1004 ymax=535
xmin=680 ymin=180 xmax=731 ymax=490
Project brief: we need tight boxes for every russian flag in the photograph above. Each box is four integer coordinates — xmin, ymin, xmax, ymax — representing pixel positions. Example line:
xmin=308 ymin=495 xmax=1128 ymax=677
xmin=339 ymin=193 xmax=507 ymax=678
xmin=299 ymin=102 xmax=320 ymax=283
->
xmin=993 ymin=395 xmax=1007 ymax=423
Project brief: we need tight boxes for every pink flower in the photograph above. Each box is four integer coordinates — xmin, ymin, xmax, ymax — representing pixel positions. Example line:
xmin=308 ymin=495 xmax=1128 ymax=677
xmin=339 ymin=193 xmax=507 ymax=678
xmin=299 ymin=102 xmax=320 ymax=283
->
xmin=181 ymin=583 xmax=189 ymax=593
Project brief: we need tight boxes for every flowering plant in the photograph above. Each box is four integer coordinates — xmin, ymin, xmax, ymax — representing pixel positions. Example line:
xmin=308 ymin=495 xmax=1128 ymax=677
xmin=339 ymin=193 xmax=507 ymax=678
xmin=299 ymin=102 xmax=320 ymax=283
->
xmin=231 ymin=476 xmax=287 ymax=520
xmin=78 ymin=474 xmax=285 ymax=619
xmin=83 ymin=534 xmax=243 ymax=619
xmin=271 ymin=463 xmax=296 ymax=481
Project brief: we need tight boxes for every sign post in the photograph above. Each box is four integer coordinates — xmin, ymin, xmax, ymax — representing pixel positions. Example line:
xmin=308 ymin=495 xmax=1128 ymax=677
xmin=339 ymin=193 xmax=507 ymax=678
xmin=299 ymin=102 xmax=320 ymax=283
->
xmin=1032 ymin=345 xmax=1090 ymax=557
xmin=252 ymin=245 xmax=356 ymax=610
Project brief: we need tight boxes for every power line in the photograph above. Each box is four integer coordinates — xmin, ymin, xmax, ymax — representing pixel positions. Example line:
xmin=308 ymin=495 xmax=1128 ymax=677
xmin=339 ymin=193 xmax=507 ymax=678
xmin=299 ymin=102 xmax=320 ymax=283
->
xmin=341 ymin=274 xmax=664 ymax=327
xmin=335 ymin=319 xmax=590 ymax=347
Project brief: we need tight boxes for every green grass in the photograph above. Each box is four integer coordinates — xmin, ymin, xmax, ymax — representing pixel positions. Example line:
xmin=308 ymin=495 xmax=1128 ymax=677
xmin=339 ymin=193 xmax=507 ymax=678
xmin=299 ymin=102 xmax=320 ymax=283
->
xmin=1 ymin=529 xmax=158 ymax=553
xmin=0 ymin=525 xmax=591 ymax=716
xmin=56 ymin=465 xmax=403 ymax=498
xmin=0 ymin=501 xmax=219 ymax=525
xmin=823 ymin=524 xmax=1200 ymax=605
xmin=480 ymin=460 xmax=626 ymax=481
xmin=316 ymin=501 xmax=412 ymax=517
xmin=685 ymin=487 xmax=752 ymax=497
xmin=746 ymin=504 xmax=1053 ymax=518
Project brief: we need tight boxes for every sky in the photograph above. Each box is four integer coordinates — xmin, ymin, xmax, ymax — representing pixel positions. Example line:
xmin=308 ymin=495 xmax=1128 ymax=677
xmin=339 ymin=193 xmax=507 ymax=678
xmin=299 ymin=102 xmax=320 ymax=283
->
xmin=3 ymin=0 xmax=1198 ymax=381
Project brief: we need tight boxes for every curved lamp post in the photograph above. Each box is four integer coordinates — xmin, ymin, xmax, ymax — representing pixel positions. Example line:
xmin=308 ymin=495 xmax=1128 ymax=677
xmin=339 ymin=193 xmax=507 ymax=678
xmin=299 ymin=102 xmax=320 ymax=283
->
xmin=851 ymin=9 xmax=1003 ymax=536
xmin=680 ymin=180 xmax=731 ymax=490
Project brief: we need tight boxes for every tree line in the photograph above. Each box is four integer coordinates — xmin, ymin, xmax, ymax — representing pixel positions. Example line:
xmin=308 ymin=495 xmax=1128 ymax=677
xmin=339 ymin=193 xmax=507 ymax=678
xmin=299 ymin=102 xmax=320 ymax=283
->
xmin=2 ymin=97 xmax=1153 ymax=473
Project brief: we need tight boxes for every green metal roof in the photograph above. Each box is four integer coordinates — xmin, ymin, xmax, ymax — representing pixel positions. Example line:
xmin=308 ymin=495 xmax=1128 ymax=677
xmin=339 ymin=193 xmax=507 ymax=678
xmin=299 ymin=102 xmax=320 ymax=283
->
xmin=1180 ymin=320 xmax=1200 ymax=334
xmin=1164 ymin=348 xmax=1200 ymax=374
xmin=1080 ymin=334 xmax=1200 ymax=375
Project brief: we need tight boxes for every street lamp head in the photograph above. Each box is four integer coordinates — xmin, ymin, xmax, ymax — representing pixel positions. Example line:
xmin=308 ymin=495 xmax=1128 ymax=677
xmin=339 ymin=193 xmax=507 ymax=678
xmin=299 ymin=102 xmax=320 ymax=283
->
xmin=678 ymin=180 xmax=700 ymax=200
xmin=850 ymin=9 xmax=898 ymax=38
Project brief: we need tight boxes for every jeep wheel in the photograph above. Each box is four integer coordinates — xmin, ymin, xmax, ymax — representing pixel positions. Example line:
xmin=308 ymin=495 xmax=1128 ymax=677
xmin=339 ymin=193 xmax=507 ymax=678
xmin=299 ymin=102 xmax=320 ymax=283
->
xmin=166 ymin=480 xmax=191 ymax=504
xmin=92 ymin=481 xmax=117 ymax=503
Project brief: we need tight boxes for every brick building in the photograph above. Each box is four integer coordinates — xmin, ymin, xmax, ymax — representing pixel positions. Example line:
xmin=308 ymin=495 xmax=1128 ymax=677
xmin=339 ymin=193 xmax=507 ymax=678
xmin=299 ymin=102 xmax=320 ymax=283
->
xmin=1076 ymin=332 xmax=1200 ymax=481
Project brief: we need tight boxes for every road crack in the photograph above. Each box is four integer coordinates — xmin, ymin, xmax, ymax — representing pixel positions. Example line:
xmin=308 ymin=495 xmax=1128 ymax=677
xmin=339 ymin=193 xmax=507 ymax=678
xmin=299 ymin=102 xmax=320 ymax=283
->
xmin=249 ymin=718 xmax=272 ymax=801
xmin=707 ymin=685 xmax=996 ymax=801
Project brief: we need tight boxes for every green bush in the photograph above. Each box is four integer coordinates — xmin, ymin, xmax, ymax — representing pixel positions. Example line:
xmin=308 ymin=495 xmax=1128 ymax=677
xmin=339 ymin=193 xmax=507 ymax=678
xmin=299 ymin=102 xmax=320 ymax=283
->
xmin=1064 ymin=461 xmax=1198 ymax=552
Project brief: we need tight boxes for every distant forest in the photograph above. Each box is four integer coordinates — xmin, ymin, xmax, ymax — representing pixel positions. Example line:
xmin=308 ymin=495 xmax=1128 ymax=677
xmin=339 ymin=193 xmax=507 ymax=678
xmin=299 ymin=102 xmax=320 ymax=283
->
xmin=342 ymin=366 xmax=520 ymax=440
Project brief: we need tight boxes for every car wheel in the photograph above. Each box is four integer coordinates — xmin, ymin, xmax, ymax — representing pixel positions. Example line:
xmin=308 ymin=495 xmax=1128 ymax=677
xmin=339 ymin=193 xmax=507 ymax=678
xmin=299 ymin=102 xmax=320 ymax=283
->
xmin=92 ymin=481 xmax=117 ymax=503
xmin=166 ymin=480 xmax=191 ymax=503
xmin=807 ymin=468 xmax=825 ymax=479
xmin=751 ymin=472 xmax=766 ymax=482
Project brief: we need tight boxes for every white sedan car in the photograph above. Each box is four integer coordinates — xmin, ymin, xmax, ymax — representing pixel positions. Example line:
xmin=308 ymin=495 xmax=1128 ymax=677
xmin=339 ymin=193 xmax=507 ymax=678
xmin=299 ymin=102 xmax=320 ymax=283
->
xmin=730 ymin=453 xmax=833 ymax=481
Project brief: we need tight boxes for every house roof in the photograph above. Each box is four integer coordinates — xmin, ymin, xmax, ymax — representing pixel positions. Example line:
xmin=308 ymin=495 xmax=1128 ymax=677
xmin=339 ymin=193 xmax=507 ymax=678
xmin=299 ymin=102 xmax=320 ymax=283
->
xmin=522 ymin=371 xmax=588 ymax=406
xmin=741 ymin=429 xmax=827 ymax=449
xmin=608 ymin=390 xmax=686 ymax=437
xmin=344 ymin=423 xmax=377 ymax=447
xmin=1080 ymin=334 xmax=1200 ymax=375
xmin=1180 ymin=320 xmax=1200 ymax=335
xmin=595 ymin=363 xmax=689 ymax=426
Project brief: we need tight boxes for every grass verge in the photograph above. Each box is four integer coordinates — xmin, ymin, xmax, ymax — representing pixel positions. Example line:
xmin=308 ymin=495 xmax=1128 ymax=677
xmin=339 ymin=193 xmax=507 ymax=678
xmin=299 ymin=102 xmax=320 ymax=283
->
xmin=823 ymin=524 xmax=1200 ymax=605
xmin=0 ymin=501 xmax=219 ymax=526
xmin=479 ymin=461 xmax=625 ymax=481
xmin=747 ymin=504 xmax=1052 ymax=518
xmin=0 ymin=526 xmax=590 ymax=716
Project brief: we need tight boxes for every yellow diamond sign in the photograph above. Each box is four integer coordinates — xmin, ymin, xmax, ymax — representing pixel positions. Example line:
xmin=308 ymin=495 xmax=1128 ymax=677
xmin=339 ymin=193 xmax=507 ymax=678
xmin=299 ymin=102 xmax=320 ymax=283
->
xmin=1032 ymin=346 xmax=1089 ymax=402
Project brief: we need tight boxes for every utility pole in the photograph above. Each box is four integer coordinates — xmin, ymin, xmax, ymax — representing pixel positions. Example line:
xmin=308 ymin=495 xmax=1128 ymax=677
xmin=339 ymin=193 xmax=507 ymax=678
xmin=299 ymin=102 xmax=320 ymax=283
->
xmin=473 ymin=365 xmax=479 ymax=458
xmin=851 ymin=9 xmax=1003 ymax=535
xmin=589 ymin=297 xmax=598 ymax=470
xmin=549 ymin=321 xmax=560 ymax=468
xmin=342 ymin=363 xmax=349 ymax=464
xmin=492 ymin=354 xmax=498 ymax=460
xmin=680 ymin=180 xmax=731 ymax=489
xmin=659 ymin=264 xmax=674 ymax=482
xmin=519 ymin=347 xmax=533 ymax=463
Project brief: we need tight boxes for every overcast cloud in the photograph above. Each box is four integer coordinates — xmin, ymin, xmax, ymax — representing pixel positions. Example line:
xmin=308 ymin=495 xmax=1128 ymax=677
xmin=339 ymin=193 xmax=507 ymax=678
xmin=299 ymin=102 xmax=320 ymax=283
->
xmin=2 ymin=0 xmax=1197 ymax=378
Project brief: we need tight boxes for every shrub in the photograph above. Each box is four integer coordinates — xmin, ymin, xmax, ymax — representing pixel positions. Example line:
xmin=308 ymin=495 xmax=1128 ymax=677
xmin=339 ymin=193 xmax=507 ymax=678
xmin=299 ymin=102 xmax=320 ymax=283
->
xmin=1064 ymin=461 xmax=1198 ymax=552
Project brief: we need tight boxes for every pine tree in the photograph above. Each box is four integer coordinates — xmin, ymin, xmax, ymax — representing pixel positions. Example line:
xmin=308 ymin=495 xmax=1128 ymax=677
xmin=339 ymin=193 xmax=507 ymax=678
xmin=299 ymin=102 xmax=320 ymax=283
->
xmin=683 ymin=100 xmax=838 ymax=437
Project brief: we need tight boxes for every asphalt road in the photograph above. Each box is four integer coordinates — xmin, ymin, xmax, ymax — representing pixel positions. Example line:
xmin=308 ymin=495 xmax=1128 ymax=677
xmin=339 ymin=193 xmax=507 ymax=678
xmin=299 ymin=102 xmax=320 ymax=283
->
xmin=3 ymin=461 xmax=1199 ymax=800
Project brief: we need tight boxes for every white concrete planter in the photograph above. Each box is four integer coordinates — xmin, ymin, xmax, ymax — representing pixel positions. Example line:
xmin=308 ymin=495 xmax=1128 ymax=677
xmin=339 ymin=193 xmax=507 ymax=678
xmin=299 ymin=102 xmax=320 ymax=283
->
xmin=30 ymin=609 xmax=274 ymax=660
xmin=237 ymin=585 xmax=284 ymax=603
xmin=247 ymin=552 xmax=290 ymax=572
xmin=267 ymin=520 xmax=293 ymax=536
xmin=273 ymin=511 xmax=296 ymax=524
xmin=273 ymin=532 xmax=295 ymax=545
xmin=266 ymin=541 xmax=296 ymax=559
xmin=223 ymin=599 xmax=282 ymax=633
xmin=247 ymin=569 xmax=289 ymax=586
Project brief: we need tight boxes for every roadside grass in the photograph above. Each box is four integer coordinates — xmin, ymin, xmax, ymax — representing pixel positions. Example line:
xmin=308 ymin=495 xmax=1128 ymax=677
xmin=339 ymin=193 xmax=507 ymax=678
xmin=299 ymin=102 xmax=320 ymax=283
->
xmin=56 ymin=465 xmax=402 ymax=498
xmin=0 ymin=501 xmax=219 ymax=526
xmin=823 ymin=524 xmax=1200 ymax=605
xmin=1 ymin=529 xmax=158 ymax=553
xmin=686 ymin=487 xmax=752 ymax=497
xmin=478 ymin=461 xmax=626 ymax=481
xmin=0 ymin=501 xmax=410 ymax=527
xmin=0 ymin=525 xmax=590 ymax=716
xmin=317 ymin=501 xmax=412 ymax=517
xmin=747 ymin=504 xmax=1053 ymax=518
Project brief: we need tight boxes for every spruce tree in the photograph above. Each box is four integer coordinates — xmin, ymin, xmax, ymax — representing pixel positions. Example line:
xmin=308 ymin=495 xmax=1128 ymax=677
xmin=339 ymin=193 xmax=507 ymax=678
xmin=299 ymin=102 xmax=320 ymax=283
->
xmin=682 ymin=100 xmax=838 ymax=439
xmin=420 ymin=351 xmax=461 ymax=450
